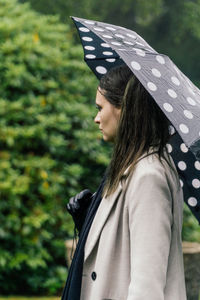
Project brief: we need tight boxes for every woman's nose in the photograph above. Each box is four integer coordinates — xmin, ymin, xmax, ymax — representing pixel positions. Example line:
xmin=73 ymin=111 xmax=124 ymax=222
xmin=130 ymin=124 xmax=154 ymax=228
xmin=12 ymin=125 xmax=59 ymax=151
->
xmin=94 ymin=112 xmax=100 ymax=124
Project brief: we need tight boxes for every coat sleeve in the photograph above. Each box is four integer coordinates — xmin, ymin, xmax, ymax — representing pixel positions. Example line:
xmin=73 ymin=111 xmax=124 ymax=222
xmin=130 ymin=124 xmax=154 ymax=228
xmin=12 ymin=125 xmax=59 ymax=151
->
xmin=126 ymin=165 xmax=173 ymax=300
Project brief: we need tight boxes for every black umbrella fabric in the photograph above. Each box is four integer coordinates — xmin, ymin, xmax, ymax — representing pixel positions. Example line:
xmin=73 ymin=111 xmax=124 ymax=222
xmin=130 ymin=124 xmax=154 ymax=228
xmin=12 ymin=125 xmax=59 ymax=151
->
xmin=71 ymin=16 xmax=200 ymax=223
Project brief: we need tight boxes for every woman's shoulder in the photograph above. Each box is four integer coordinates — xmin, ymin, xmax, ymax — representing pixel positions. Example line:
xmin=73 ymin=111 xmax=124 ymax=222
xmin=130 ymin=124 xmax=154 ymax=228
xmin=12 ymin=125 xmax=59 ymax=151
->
xmin=135 ymin=151 xmax=169 ymax=173
xmin=127 ymin=150 xmax=181 ymax=192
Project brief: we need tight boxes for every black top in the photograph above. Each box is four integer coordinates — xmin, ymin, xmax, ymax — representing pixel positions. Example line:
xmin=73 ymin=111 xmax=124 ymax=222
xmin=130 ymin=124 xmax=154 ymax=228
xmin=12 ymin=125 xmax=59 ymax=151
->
xmin=61 ymin=179 xmax=105 ymax=300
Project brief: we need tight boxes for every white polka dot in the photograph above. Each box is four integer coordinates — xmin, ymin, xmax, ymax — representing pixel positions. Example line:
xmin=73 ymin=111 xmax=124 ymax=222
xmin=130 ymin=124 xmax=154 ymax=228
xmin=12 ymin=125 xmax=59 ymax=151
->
xmin=178 ymin=161 xmax=187 ymax=171
xmin=106 ymin=26 xmax=116 ymax=31
xmin=79 ymin=27 xmax=90 ymax=32
xmin=124 ymin=41 xmax=134 ymax=45
xmin=171 ymin=76 xmax=180 ymax=86
xmin=156 ymin=55 xmax=165 ymax=64
xmin=103 ymin=51 xmax=113 ymax=56
xmin=166 ymin=143 xmax=173 ymax=153
xmin=131 ymin=61 xmax=141 ymax=71
xmin=101 ymin=43 xmax=110 ymax=48
xmin=82 ymin=36 xmax=93 ymax=42
xmin=115 ymin=34 xmax=125 ymax=38
xmin=134 ymin=48 xmax=146 ymax=57
xmin=184 ymin=110 xmax=193 ymax=119
xmin=169 ymin=125 xmax=176 ymax=135
xmin=85 ymin=54 xmax=96 ymax=59
xmin=179 ymin=124 xmax=189 ymax=134
xmin=168 ymin=89 xmax=177 ymax=98
xmin=106 ymin=58 xmax=116 ymax=62
xmin=96 ymin=66 xmax=107 ymax=74
xmin=188 ymin=197 xmax=198 ymax=207
xmin=194 ymin=161 xmax=200 ymax=170
xmin=111 ymin=42 xmax=121 ymax=46
xmin=180 ymin=143 xmax=188 ymax=153
xmin=147 ymin=82 xmax=157 ymax=91
xmin=163 ymin=103 xmax=173 ymax=112
xmin=126 ymin=33 xmax=136 ymax=39
xmin=187 ymin=97 xmax=196 ymax=106
xmin=192 ymin=179 xmax=200 ymax=188
xmin=102 ymin=35 xmax=113 ymax=39
xmin=152 ymin=68 xmax=161 ymax=77
xmin=94 ymin=27 xmax=104 ymax=32
xmin=180 ymin=179 xmax=184 ymax=188
xmin=84 ymin=46 xmax=95 ymax=51
xmin=84 ymin=20 xmax=95 ymax=25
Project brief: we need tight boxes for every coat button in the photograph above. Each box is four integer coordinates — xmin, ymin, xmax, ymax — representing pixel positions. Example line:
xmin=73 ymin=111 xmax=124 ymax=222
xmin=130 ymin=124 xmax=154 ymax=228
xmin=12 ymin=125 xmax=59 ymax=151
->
xmin=91 ymin=271 xmax=97 ymax=281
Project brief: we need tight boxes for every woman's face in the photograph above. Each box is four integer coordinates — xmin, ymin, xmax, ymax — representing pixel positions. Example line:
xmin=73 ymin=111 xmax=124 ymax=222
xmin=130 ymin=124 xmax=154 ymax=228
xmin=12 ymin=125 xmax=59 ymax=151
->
xmin=94 ymin=88 xmax=121 ymax=142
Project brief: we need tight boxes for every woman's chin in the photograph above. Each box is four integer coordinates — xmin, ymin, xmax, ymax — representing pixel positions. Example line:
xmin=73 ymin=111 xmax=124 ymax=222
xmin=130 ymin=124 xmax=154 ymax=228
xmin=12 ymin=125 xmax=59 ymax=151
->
xmin=102 ymin=135 xmax=109 ymax=142
xmin=103 ymin=135 xmax=114 ymax=143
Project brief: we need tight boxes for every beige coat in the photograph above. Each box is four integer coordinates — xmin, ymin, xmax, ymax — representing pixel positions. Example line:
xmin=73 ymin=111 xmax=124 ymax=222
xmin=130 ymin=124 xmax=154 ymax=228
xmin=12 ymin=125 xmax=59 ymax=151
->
xmin=81 ymin=153 xmax=187 ymax=300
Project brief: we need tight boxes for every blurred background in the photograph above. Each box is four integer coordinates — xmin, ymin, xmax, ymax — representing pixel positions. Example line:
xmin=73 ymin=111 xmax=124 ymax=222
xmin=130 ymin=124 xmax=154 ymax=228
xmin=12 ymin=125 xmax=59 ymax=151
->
xmin=0 ymin=0 xmax=200 ymax=299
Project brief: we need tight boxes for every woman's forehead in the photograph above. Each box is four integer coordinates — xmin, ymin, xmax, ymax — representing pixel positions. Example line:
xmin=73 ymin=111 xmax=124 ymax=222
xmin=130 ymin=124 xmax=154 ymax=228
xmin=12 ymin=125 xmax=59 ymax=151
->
xmin=96 ymin=89 xmax=107 ymax=103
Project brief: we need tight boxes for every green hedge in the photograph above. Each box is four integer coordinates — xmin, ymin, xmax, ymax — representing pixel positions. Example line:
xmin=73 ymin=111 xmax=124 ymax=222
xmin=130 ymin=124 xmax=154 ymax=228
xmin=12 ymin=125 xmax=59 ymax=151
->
xmin=0 ymin=0 xmax=109 ymax=295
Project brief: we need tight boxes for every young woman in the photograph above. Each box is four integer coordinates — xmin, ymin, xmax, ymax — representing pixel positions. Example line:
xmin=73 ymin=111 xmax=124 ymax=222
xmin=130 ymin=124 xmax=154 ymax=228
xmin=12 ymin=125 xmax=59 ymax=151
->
xmin=62 ymin=65 xmax=187 ymax=300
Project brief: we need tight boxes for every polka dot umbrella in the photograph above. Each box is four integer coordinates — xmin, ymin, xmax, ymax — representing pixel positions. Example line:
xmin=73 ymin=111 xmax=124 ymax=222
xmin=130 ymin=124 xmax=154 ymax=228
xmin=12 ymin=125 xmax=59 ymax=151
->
xmin=71 ymin=16 xmax=200 ymax=223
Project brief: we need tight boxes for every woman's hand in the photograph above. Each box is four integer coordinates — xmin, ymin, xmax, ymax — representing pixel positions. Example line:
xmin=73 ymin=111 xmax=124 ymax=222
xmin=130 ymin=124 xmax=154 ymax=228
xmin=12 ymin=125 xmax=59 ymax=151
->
xmin=67 ymin=189 xmax=93 ymax=231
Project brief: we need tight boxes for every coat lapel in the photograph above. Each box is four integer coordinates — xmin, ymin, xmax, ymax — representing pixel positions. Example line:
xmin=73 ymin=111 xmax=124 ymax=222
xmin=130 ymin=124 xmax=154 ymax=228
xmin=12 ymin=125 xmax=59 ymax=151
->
xmin=84 ymin=181 xmax=122 ymax=261
xmin=84 ymin=149 xmax=160 ymax=261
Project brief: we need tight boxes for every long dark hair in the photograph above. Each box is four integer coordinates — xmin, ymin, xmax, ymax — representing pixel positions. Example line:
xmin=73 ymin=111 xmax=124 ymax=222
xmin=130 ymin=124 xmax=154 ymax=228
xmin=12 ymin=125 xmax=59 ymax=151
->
xmin=99 ymin=64 xmax=171 ymax=196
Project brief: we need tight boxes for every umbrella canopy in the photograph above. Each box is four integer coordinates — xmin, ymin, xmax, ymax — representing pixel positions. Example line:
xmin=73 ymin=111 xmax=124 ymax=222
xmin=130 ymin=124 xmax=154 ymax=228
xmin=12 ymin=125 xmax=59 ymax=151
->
xmin=71 ymin=16 xmax=200 ymax=224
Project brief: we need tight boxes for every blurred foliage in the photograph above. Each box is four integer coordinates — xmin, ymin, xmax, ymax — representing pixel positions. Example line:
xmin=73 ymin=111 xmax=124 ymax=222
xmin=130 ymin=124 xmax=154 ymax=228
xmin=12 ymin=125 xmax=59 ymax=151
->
xmin=19 ymin=0 xmax=96 ymax=23
xmin=182 ymin=204 xmax=200 ymax=242
xmin=20 ymin=0 xmax=200 ymax=86
xmin=0 ymin=0 xmax=110 ymax=295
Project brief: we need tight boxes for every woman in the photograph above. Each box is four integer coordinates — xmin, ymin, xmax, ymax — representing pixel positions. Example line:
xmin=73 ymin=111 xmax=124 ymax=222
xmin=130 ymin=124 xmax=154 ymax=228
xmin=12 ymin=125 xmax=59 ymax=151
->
xmin=62 ymin=65 xmax=187 ymax=300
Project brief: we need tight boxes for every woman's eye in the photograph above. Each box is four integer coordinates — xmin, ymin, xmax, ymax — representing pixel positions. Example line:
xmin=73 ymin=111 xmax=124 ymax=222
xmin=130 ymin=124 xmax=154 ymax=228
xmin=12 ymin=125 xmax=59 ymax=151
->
xmin=96 ymin=105 xmax=102 ymax=111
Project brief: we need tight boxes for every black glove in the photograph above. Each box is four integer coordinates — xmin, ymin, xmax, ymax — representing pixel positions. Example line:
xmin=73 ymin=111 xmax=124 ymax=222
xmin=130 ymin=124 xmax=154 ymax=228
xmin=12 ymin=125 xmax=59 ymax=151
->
xmin=67 ymin=189 xmax=93 ymax=232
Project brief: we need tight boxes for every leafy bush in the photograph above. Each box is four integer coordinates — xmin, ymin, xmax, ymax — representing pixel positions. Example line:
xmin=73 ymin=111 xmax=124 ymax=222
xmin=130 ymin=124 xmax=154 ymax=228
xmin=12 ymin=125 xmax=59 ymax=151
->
xmin=182 ymin=205 xmax=200 ymax=242
xmin=0 ymin=0 xmax=109 ymax=295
